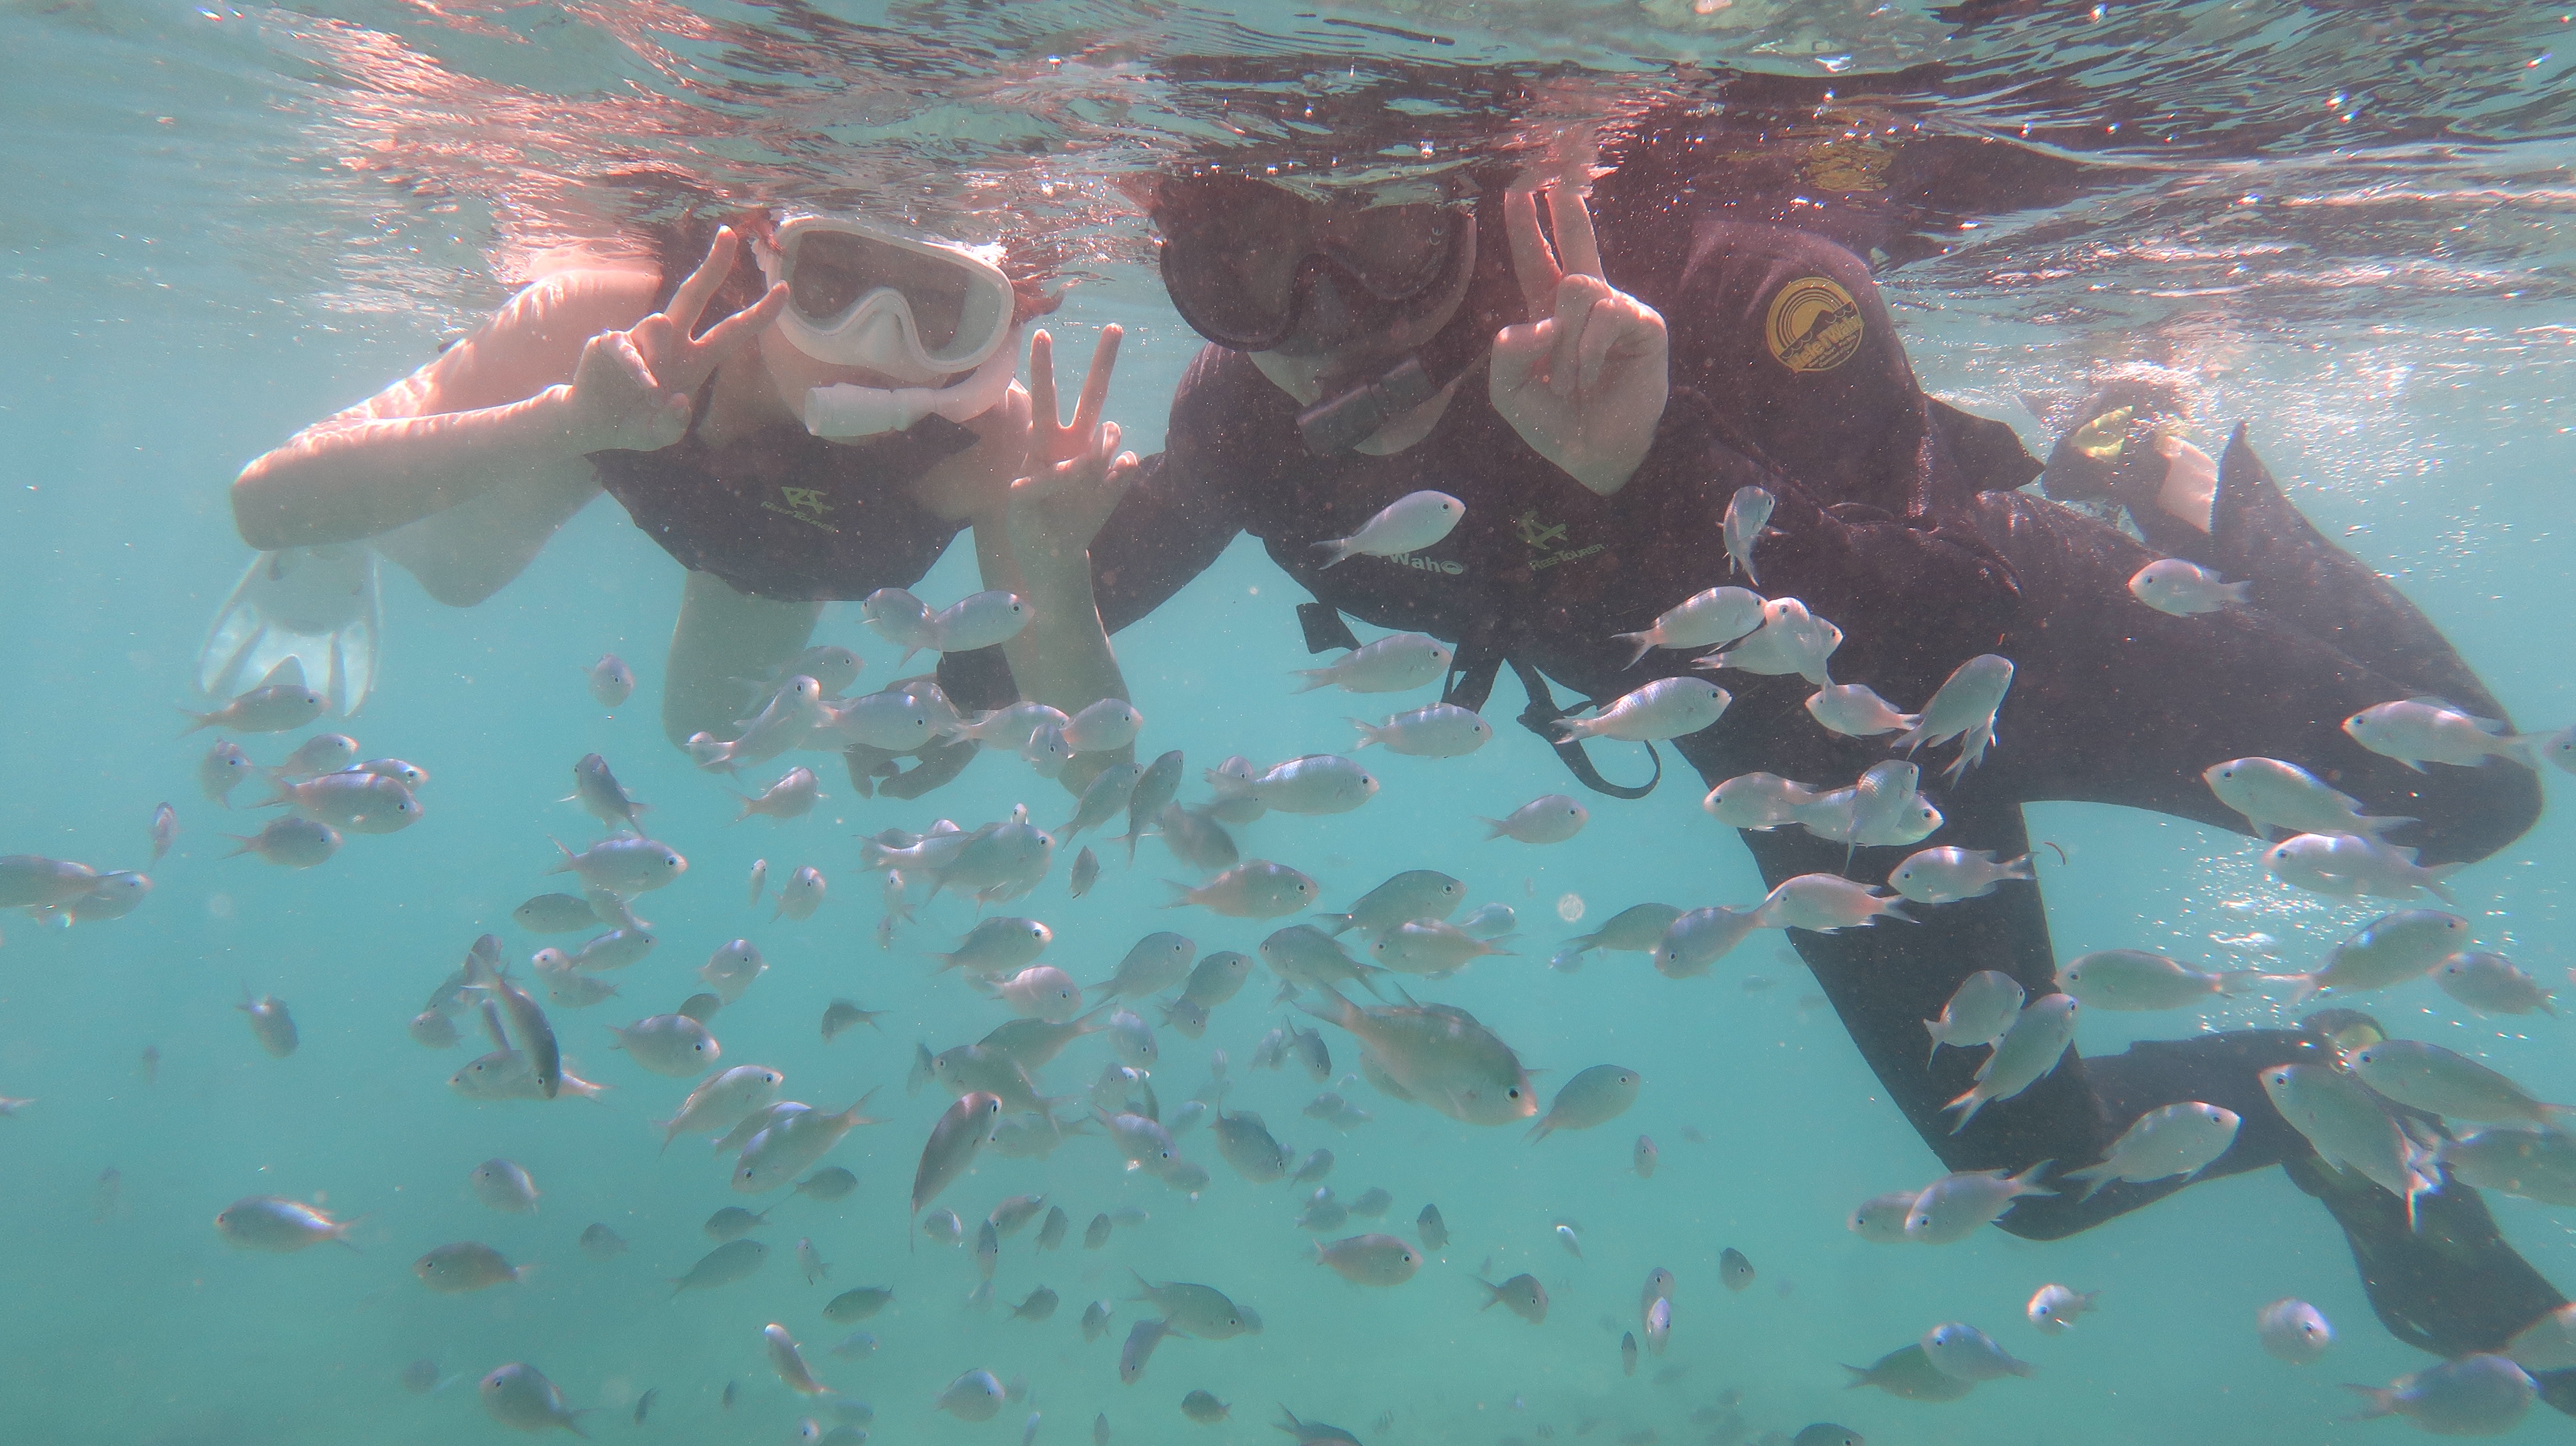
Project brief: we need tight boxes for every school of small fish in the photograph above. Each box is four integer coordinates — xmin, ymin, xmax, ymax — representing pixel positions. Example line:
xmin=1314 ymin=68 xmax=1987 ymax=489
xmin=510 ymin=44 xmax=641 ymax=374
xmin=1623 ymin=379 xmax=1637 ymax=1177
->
xmin=9 ymin=513 xmax=2576 ymax=1446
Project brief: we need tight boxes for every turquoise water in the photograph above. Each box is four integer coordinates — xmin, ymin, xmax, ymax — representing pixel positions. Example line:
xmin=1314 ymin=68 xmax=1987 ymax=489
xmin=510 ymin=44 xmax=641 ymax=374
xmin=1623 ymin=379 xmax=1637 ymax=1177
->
xmin=4 ymin=3 xmax=2576 ymax=1445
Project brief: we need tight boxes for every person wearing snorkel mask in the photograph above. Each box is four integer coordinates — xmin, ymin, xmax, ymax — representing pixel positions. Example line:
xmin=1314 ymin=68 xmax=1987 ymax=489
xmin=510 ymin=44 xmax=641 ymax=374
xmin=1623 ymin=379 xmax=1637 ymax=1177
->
xmin=225 ymin=217 xmax=1136 ymax=779
xmin=1029 ymin=151 xmax=2553 ymax=1370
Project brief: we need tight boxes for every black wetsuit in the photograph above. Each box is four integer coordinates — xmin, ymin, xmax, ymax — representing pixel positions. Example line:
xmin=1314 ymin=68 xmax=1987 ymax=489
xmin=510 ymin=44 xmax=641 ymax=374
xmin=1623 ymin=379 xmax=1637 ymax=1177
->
xmin=1070 ymin=205 xmax=2552 ymax=1361
xmin=581 ymin=225 xmax=993 ymax=796
xmin=587 ymin=225 xmax=982 ymax=604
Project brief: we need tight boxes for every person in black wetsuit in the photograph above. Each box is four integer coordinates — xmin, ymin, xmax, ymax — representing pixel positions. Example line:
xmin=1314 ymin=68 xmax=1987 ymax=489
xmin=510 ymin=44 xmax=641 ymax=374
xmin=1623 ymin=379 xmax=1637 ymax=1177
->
xmin=1028 ymin=144 xmax=2563 ymax=1379
xmin=228 ymin=213 xmax=1139 ymax=793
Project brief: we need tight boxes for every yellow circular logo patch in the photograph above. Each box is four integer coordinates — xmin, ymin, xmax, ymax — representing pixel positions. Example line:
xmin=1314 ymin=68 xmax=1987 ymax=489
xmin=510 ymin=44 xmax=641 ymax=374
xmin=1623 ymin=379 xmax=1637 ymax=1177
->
xmin=1764 ymin=275 xmax=1864 ymax=374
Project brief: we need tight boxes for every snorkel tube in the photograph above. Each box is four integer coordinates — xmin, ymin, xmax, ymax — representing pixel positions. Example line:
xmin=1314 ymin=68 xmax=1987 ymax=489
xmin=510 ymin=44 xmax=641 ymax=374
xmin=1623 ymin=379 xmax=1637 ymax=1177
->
xmin=1296 ymin=195 xmax=1518 ymax=458
xmin=802 ymin=341 xmax=1019 ymax=440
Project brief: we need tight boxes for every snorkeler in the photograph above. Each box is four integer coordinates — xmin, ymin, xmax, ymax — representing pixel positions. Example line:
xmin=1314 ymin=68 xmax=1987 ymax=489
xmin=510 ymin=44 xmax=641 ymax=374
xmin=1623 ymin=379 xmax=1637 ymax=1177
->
xmin=222 ymin=214 xmax=1136 ymax=787
xmin=1002 ymin=141 xmax=2559 ymax=1377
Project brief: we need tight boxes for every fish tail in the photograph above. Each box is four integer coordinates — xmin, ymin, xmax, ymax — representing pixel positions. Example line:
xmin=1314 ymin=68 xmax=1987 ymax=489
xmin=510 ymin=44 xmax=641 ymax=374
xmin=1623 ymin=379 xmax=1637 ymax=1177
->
xmin=1838 ymin=1366 xmax=1872 ymax=1389
xmin=1610 ymin=632 xmax=1656 ymax=670
xmin=1998 ymin=853 xmax=2036 ymax=882
xmin=2355 ymin=813 xmax=2416 ymax=837
xmin=1288 ymin=668 xmax=1335 ymax=694
xmin=1523 ymin=1117 xmax=1554 ymax=1144
xmin=1546 ymin=716 xmax=1592 ymax=742
xmin=1478 ymin=818 xmax=1511 ymax=841
xmin=2340 ymin=1385 xmax=2400 ymax=1422
xmin=1312 ymin=539 xmax=1355 ymax=570
xmin=1158 ymin=881 xmax=1197 ymax=909
xmin=1344 ymin=718 xmax=1382 ymax=749
xmin=2007 ymin=1159 xmax=2060 ymax=1197
xmin=2062 ymin=1164 xmax=2110 ymax=1204
xmin=2418 ymin=862 xmax=2463 ymax=904
xmin=2220 ymin=579 xmax=2255 ymax=605
xmin=1924 ymin=1020 xmax=1946 ymax=1068
xmin=1943 ymin=1086 xmax=1987 ymax=1134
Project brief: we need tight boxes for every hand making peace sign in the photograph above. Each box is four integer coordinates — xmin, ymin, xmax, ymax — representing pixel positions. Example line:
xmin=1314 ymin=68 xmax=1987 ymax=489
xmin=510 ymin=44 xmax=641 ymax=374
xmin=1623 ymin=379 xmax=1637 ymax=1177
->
xmin=563 ymin=225 xmax=789 ymax=454
xmin=1487 ymin=169 xmax=1671 ymax=496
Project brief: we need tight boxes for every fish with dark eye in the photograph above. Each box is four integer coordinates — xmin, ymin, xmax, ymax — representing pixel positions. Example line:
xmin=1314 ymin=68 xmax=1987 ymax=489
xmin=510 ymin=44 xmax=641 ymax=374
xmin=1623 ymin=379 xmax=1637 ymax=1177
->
xmin=795 ymin=1166 xmax=857 ymax=1202
xmin=222 ymin=817 xmax=339 ymax=868
xmin=479 ymin=1363 xmax=588 ymax=1436
xmin=822 ymin=1285 xmax=894 ymax=1323
xmin=1120 ymin=1318 xmax=1172 ymax=1384
xmin=669 ymin=1239 xmax=767 ymax=1297
xmin=1313 ymin=1233 xmax=1420 ymax=1286
xmin=1011 ymin=1286 xmax=1060 ymax=1321
xmin=912 ymin=1093 xmax=1003 ymax=1231
xmin=819 ymin=999 xmax=883 ymax=1042
xmin=200 ymin=741 xmax=257 ymax=805
xmin=1477 ymin=1273 xmax=1548 ymax=1324
xmin=1416 ymin=1204 xmax=1448 ymax=1251
xmin=237 ymin=991 xmax=298 ymax=1058
xmin=414 ymin=1242 xmax=528 ymax=1293
xmin=1527 ymin=1065 xmax=1641 ymax=1141
xmin=214 ymin=1196 xmax=358 ymax=1253
xmin=470 ymin=1158 xmax=541 ymax=1214
xmin=703 ymin=1205 xmax=766 ymax=1241
xmin=584 ymin=653 xmax=635 ymax=707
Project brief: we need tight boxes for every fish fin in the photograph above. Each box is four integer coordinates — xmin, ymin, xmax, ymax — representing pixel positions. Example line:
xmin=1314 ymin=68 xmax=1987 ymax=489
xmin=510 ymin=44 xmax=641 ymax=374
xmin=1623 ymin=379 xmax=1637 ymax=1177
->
xmin=1344 ymin=718 xmax=1381 ymax=749
xmin=1610 ymin=632 xmax=1656 ymax=669
xmin=1998 ymin=853 xmax=2036 ymax=882
xmin=2215 ymin=970 xmax=2269 ymax=997
xmin=2417 ymin=863 xmax=2462 ymax=904
xmin=2061 ymin=1163 xmax=2111 ymax=1204
xmin=1524 ymin=1117 xmax=1554 ymax=1144
xmin=1942 ymin=1086 xmax=1987 ymax=1134
xmin=2007 ymin=1159 xmax=2059 ymax=1197
xmin=2220 ymin=580 xmax=2254 ymax=605
xmin=1838 ymin=1365 xmax=1872 ymax=1389
xmin=1312 ymin=539 xmax=1355 ymax=570
xmin=2340 ymin=1385 xmax=2401 ymax=1422
xmin=2355 ymin=813 xmax=2416 ymax=837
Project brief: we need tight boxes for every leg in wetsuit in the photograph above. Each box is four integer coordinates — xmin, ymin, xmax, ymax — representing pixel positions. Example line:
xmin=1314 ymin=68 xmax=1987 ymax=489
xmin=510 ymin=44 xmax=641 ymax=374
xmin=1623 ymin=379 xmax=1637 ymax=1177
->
xmin=1678 ymin=428 xmax=2554 ymax=1366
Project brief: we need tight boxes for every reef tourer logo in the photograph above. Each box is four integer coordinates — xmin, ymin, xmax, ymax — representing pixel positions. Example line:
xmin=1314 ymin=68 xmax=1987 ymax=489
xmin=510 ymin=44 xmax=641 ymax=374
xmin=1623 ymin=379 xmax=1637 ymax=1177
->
xmin=1765 ymin=275 xmax=1864 ymax=374
xmin=763 ymin=485 xmax=838 ymax=532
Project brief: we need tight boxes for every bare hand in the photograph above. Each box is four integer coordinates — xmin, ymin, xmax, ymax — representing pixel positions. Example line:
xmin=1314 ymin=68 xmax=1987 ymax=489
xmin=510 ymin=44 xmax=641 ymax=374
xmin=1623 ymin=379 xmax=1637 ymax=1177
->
xmin=1008 ymin=326 xmax=1140 ymax=573
xmin=564 ymin=226 xmax=786 ymax=453
xmin=1487 ymin=176 xmax=1669 ymax=495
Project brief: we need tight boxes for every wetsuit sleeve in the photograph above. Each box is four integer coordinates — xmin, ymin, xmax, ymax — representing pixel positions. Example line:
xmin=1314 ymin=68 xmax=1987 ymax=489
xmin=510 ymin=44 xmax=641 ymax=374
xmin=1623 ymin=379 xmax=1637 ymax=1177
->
xmin=1971 ymin=487 xmax=2538 ymax=864
xmin=1086 ymin=448 xmax=1246 ymax=635
xmin=2131 ymin=425 xmax=2512 ymax=720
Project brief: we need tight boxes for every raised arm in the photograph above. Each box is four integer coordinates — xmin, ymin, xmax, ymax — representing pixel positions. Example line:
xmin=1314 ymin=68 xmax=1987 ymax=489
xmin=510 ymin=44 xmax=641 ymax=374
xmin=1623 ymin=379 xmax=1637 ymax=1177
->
xmin=231 ymin=266 xmax=656 ymax=550
xmin=231 ymin=228 xmax=785 ymax=603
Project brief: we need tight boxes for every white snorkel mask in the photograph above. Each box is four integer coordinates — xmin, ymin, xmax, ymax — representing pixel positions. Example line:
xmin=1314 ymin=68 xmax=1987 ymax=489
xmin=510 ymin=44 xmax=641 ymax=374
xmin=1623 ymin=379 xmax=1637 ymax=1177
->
xmin=752 ymin=213 xmax=1020 ymax=440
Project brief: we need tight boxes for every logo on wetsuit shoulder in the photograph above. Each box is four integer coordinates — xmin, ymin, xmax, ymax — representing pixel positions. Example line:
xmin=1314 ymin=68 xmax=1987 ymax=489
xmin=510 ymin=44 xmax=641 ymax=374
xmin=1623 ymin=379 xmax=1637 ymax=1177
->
xmin=1515 ymin=508 xmax=1603 ymax=573
xmin=762 ymin=485 xmax=838 ymax=533
xmin=1764 ymin=275 xmax=1864 ymax=375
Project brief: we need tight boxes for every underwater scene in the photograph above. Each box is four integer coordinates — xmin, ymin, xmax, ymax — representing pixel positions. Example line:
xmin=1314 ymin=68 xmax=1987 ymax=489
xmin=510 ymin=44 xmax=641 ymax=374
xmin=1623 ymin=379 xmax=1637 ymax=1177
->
xmin=3 ymin=2 xmax=2574 ymax=1445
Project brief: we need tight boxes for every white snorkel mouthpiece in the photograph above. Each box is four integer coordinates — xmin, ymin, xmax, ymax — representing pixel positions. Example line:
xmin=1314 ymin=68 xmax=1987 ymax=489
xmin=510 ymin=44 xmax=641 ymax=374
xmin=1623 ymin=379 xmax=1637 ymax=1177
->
xmin=802 ymin=338 xmax=1018 ymax=439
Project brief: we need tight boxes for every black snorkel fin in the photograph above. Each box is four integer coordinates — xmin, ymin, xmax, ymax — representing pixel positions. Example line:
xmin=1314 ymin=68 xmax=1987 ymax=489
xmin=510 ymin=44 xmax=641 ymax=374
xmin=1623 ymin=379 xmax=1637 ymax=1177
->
xmin=1296 ymin=196 xmax=1523 ymax=458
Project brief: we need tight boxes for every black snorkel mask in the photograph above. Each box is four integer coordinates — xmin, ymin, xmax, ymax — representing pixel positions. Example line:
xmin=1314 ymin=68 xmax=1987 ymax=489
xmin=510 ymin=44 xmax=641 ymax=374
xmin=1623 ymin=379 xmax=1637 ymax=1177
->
xmin=1152 ymin=175 xmax=1519 ymax=457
